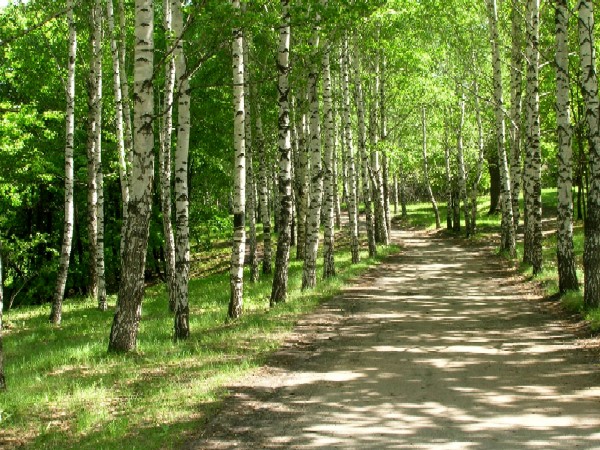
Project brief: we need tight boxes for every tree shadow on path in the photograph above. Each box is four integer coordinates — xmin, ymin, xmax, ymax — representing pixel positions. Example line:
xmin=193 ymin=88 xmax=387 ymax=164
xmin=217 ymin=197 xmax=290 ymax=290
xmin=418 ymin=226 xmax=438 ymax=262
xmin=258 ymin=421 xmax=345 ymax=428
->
xmin=185 ymin=228 xmax=600 ymax=450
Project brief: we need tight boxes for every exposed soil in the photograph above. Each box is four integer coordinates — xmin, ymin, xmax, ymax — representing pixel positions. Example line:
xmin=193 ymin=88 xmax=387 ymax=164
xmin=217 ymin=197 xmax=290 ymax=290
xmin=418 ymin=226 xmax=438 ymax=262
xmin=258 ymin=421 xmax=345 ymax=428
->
xmin=185 ymin=226 xmax=600 ymax=449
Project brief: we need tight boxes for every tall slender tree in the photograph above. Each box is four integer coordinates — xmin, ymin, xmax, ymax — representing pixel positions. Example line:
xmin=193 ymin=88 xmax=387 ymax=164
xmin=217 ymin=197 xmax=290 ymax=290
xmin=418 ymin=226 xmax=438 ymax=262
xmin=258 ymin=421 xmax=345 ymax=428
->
xmin=172 ymin=0 xmax=190 ymax=340
xmin=0 ymin=238 xmax=6 ymax=390
xmin=421 ymin=106 xmax=441 ymax=229
xmin=555 ymin=0 xmax=579 ymax=293
xmin=50 ymin=0 xmax=77 ymax=325
xmin=159 ymin=0 xmax=177 ymax=311
xmin=456 ymin=90 xmax=471 ymax=236
xmin=270 ymin=0 xmax=293 ymax=305
xmin=108 ymin=0 xmax=155 ymax=352
xmin=341 ymin=33 xmax=360 ymax=263
xmin=510 ymin=0 xmax=524 ymax=229
xmin=302 ymin=11 xmax=323 ymax=290
xmin=255 ymin=89 xmax=272 ymax=275
xmin=229 ymin=0 xmax=246 ymax=319
xmin=577 ymin=0 xmax=600 ymax=308
xmin=487 ymin=0 xmax=516 ymax=256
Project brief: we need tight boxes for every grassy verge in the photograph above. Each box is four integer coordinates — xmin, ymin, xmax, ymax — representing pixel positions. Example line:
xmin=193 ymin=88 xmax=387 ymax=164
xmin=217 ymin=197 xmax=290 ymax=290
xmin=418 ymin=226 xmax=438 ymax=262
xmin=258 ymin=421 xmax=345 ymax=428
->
xmin=400 ymin=190 xmax=600 ymax=331
xmin=1 ymin=238 xmax=398 ymax=450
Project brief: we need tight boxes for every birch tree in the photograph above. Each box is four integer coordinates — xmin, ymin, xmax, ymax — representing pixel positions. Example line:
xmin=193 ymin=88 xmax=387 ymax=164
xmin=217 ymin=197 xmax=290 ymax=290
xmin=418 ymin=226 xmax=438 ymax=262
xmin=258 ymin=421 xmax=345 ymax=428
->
xmin=108 ymin=0 xmax=155 ymax=352
xmin=256 ymin=91 xmax=272 ymax=275
xmin=456 ymin=91 xmax=471 ymax=236
xmin=322 ymin=13 xmax=336 ymax=279
xmin=173 ymin=0 xmax=191 ymax=339
xmin=487 ymin=0 xmax=516 ymax=256
xmin=0 ymin=237 xmax=6 ymax=390
xmin=510 ymin=1 xmax=524 ymax=228
xmin=50 ymin=0 xmax=77 ymax=325
xmin=159 ymin=0 xmax=177 ymax=311
xmin=577 ymin=0 xmax=600 ymax=308
xmin=270 ymin=0 xmax=292 ymax=305
xmin=353 ymin=39 xmax=376 ymax=257
xmin=341 ymin=33 xmax=360 ymax=263
xmin=523 ymin=0 xmax=542 ymax=274
xmin=470 ymin=74 xmax=486 ymax=234
xmin=228 ymin=0 xmax=246 ymax=319
xmin=302 ymin=12 xmax=323 ymax=290
xmin=555 ymin=0 xmax=579 ymax=293
xmin=421 ymin=106 xmax=441 ymax=229
xmin=293 ymin=92 xmax=309 ymax=260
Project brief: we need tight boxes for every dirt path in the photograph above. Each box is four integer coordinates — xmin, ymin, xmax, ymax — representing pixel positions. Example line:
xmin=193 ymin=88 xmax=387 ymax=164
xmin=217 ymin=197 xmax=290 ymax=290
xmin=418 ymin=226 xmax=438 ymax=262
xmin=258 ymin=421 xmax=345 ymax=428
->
xmin=186 ymin=228 xmax=600 ymax=449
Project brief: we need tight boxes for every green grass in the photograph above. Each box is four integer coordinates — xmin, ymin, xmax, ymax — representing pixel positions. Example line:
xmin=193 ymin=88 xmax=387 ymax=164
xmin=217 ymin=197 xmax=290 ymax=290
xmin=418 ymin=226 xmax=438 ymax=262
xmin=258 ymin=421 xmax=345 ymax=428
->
xmin=402 ymin=189 xmax=600 ymax=332
xmin=1 ymin=238 xmax=398 ymax=450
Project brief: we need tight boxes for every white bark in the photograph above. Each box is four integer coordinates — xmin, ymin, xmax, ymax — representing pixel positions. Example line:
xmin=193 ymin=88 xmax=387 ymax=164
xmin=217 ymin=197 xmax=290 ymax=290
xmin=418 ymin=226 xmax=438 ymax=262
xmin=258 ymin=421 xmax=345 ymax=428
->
xmin=50 ymin=0 xmax=77 ymax=325
xmin=229 ymin=0 xmax=246 ymax=319
xmin=0 ymin=238 xmax=4 ymax=390
xmin=510 ymin=1 xmax=524 ymax=229
xmin=470 ymin=75 xmax=486 ymax=234
xmin=422 ymin=107 xmax=441 ymax=229
xmin=173 ymin=0 xmax=190 ymax=339
xmin=341 ymin=33 xmax=360 ymax=264
xmin=456 ymin=91 xmax=471 ymax=236
xmin=108 ymin=0 xmax=155 ymax=352
xmin=270 ymin=0 xmax=292 ymax=305
xmin=577 ymin=0 xmax=600 ymax=308
xmin=487 ymin=0 xmax=516 ymax=256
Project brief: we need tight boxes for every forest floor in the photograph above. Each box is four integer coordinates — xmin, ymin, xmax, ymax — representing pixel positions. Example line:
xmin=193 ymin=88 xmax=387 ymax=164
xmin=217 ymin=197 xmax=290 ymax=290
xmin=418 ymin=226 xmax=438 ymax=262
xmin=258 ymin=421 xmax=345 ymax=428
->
xmin=185 ymin=224 xmax=600 ymax=449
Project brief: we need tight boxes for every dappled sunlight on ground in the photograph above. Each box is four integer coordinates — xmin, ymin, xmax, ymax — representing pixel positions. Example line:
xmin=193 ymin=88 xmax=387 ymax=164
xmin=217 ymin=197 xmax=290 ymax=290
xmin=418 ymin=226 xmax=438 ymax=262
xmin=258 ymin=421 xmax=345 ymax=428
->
xmin=188 ymin=229 xmax=600 ymax=449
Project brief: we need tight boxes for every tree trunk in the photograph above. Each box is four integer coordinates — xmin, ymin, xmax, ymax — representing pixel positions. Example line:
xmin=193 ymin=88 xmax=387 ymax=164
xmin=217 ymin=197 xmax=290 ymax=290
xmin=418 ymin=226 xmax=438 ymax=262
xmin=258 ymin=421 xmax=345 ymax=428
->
xmin=380 ymin=55 xmax=391 ymax=238
xmin=510 ymin=1 xmax=524 ymax=230
xmin=50 ymin=0 xmax=77 ymax=325
xmin=470 ymin=74 xmax=486 ymax=234
xmin=421 ymin=107 xmax=441 ymax=229
xmin=322 ymin=19 xmax=336 ymax=279
xmin=353 ymin=39 xmax=376 ymax=258
xmin=456 ymin=91 xmax=471 ymax=236
xmin=173 ymin=0 xmax=190 ymax=340
xmin=332 ymin=97 xmax=342 ymax=229
xmin=106 ymin=0 xmax=130 ymax=259
xmin=342 ymin=34 xmax=360 ymax=263
xmin=294 ymin=92 xmax=309 ymax=260
xmin=108 ymin=0 xmax=155 ymax=352
xmin=243 ymin=32 xmax=259 ymax=284
xmin=577 ymin=0 xmax=600 ymax=308
xmin=86 ymin=0 xmax=103 ymax=305
xmin=256 ymin=94 xmax=272 ymax=275
xmin=523 ymin=0 xmax=543 ymax=273
xmin=228 ymin=0 xmax=246 ymax=319
xmin=555 ymin=0 xmax=579 ymax=293
xmin=488 ymin=157 xmax=501 ymax=214
xmin=270 ymin=0 xmax=292 ymax=305
xmin=393 ymin=172 xmax=399 ymax=216
xmin=487 ymin=0 xmax=516 ymax=256
xmin=302 ymin=16 xmax=323 ymax=290
xmin=443 ymin=118 xmax=453 ymax=230
xmin=160 ymin=0 xmax=177 ymax=311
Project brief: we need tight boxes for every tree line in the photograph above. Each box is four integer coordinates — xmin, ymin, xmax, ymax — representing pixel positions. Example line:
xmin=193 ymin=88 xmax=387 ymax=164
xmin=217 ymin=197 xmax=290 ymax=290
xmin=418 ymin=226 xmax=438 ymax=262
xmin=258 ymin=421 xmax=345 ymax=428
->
xmin=2 ymin=0 xmax=600 ymax=389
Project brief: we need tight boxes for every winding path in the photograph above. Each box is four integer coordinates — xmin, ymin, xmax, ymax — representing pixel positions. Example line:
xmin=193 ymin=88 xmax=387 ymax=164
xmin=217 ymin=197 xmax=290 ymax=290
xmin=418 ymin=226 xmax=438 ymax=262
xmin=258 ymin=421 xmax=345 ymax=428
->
xmin=187 ymin=228 xmax=600 ymax=449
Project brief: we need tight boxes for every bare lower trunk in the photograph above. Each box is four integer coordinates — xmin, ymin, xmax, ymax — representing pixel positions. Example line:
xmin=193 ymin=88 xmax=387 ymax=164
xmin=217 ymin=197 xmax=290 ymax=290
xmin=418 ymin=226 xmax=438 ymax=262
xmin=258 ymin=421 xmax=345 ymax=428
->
xmin=523 ymin=0 xmax=542 ymax=274
xmin=555 ymin=0 xmax=579 ymax=293
xmin=456 ymin=91 xmax=471 ymax=236
xmin=443 ymin=119 xmax=453 ymax=230
xmin=577 ymin=0 xmax=600 ymax=308
xmin=353 ymin=39 xmax=376 ymax=257
xmin=270 ymin=0 xmax=292 ymax=305
xmin=50 ymin=0 xmax=77 ymax=325
xmin=228 ymin=0 xmax=246 ymax=319
xmin=256 ymin=99 xmax=272 ymax=275
xmin=322 ymin=22 xmax=336 ymax=279
xmin=173 ymin=0 xmax=190 ymax=339
xmin=160 ymin=0 xmax=176 ymax=311
xmin=487 ymin=0 xmax=516 ymax=256
xmin=342 ymin=34 xmax=360 ymax=263
xmin=293 ymin=93 xmax=309 ymax=260
xmin=510 ymin=1 xmax=524 ymax=230
xmin=470 ymin=75 xmax=486 ymax=234
xmin=422 ymin=107 xmax=441 ymax=229
xmin=0 ymin=238 xmax=5 ymax=390
xmin=108 ymin=0 xmax=155 ymax=352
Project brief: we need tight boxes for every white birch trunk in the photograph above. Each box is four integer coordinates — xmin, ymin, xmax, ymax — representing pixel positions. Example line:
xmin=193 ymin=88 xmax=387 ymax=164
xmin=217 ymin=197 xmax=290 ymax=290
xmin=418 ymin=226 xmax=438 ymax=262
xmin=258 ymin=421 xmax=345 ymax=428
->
xmin=255 ymin=95 xmax=272 ymax=275
xmin=523 ymin=0 xmax=542 ymax=273
xmin=160 ymin=0 xmax=177 ymax=311
xmin=353 ymin=40 xmax=376 ymax=257
xmin=229 ymin=0 xmax=246 ymax=319
xmin=173 ymin=0 xmax=190 ymax=339
xmin=106 ymin=0 xmax=130 ymax=256
xmin=50 ymin=0 xmax=77 ymax=325
xmin=108 ymin=0 xmax=155 ymax=352
xmin=322 ymin=18 xmax=335 ymax=279
xmin=341 ymin=33 xmax=360 ymax=263
xmin=456 ymin=91 xmax=471 ymax=236
xmin=510 ymin=2 xmax=524 ymax=229
xmin=380 ymin=54 xmax=391 ymax=239
xmin=118 ymin=0 xmax=133 ymax=178
xmin=270 ymin=0 xmax=292 ymax=304
xmin=443 ymin=118 xmax=453 ymax=230
xmin=370 ymin=63 xmax=388 ymax=245
xmin=422 ymin=107 xmax=441 ymax=229
xmin=0 ymin=238 xmax=4 ymax=390
xmin=577 ymin=0 xmax=600 ymax=308
xmin=487 ymin=0 xmax=516 ymax=256
xmin=294 ymin=91 xmax=309 ymax=261
xmin=470 ymin=75 xmax=486 ymax=234
xmin=303 ymin=15 xmax=323 ymax=290
xmin=555 ymin=0 xmax=579 ymax=292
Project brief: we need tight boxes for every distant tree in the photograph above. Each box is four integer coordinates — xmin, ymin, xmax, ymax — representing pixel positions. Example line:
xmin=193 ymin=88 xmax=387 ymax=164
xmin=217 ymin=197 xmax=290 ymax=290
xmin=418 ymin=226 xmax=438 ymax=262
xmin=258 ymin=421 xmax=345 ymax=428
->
xmin=0 ymin=237 xmax=6 ymax=390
